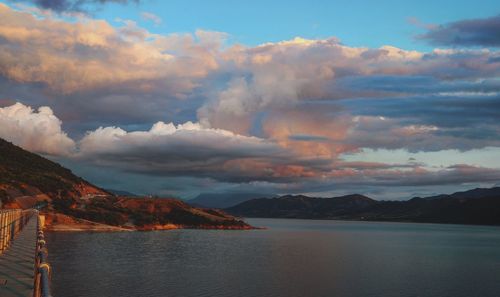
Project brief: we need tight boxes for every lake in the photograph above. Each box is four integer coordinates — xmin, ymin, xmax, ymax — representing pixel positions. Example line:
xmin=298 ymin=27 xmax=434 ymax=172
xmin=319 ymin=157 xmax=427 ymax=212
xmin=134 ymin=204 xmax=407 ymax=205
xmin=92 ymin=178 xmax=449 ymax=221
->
xmin=46 ymin=218 xmax=500 ymax=297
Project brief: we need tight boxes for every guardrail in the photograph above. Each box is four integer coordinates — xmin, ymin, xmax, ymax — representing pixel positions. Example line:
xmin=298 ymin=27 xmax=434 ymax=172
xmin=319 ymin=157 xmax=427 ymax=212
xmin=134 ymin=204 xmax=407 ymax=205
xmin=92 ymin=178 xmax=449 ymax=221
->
xmin=0 ymin=209 xmax=53 ymax=296
xmin=0 ymin=209 xmax=33 ymax=254
xmin=34 ymin=212 xmax=53 ymax=297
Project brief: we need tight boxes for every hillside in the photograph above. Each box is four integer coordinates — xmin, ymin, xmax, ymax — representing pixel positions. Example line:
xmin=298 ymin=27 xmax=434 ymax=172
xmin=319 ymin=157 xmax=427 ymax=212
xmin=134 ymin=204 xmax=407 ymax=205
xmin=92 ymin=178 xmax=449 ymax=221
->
xmin=0 ymin=137 xmax=252 ymax=230
xmin=48 ymin=196 xmax=251 ymax=231
xmin=226 ymin=194 xmax=376 ymax=219
xmin=0 ymin=138 xmax=107 ymax=206
xmin=226 ymin=188 xmax=500 ymax=226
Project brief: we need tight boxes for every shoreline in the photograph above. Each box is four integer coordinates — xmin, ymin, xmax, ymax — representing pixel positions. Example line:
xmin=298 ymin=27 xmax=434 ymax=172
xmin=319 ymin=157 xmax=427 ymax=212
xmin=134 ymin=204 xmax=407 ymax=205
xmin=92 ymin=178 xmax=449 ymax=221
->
xmin=44 ymin=213 xmax=260 ymax=232
xmin=45 ymin=224 xmax=261 ymax=232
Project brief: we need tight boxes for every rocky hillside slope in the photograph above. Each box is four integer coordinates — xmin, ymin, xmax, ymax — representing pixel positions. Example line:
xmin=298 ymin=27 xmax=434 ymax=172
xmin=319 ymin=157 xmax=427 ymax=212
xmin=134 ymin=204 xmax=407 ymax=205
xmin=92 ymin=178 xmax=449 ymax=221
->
xmin=0 ymin=138 xmax=106 ymax=207
xmin=0 ymin=138 xmax=252 ymax=230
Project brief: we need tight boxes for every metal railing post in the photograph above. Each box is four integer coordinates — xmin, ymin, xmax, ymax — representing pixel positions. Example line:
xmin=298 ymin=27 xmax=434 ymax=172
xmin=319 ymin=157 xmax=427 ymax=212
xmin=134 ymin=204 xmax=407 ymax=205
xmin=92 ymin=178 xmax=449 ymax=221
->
xmin=0 ymin=209 xmax=35 ymax=254
xmin=0 ymin=211 xmax=5 ymax=251
xmin=33 ymin=211 xmax=53 ymax=297
xmin=0 ymin=212 xmax=4 ymax=251
xmin=0 ymin=209 xmax=54 ymax=296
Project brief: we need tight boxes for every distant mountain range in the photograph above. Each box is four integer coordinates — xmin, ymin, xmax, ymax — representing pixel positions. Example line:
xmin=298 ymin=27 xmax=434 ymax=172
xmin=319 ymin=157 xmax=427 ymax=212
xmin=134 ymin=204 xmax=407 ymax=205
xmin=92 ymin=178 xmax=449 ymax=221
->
xmin=225 ymin=188 xmax=500 ymax=226
xmin=188 ymin=192 xmax=264 ymax=208
xmin=0 ymin=137 xmax=251 ymax=230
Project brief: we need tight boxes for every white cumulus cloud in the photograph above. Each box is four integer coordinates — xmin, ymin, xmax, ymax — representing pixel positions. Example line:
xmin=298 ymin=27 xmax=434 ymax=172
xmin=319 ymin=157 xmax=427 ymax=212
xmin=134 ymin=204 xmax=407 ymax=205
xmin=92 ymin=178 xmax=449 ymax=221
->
xmin=0 ymin=102 xmax=75 ymax=155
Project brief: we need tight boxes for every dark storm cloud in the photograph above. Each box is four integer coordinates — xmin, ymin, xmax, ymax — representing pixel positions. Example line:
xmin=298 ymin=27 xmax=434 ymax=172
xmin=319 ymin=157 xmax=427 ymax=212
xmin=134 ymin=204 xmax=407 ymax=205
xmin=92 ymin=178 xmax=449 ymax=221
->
xmin=419 ymin=14 xmax=500 ymax=47
xmin=74 ymin=121 xmax=337 ymax=184
xmin=339 ymin=92 xmax=500 ymax=152
xmin=344 ymin=93 xmax=500 ymax=129
xmin=337 ymin=75 xmax=500 ymax=134
xmin=288 ymin=134 xmax=330 ymax=142
xmin=20 ymin=0 xmax=140 ymax=12
xmin=294 ymin=165 xmax=500 ymax=192
xmin=337 ymin=75 xmax=500 ymax=96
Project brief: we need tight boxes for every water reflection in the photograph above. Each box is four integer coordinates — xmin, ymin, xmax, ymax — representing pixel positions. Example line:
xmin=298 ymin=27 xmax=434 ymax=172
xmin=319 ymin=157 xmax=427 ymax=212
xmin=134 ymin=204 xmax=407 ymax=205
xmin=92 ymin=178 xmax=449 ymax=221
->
xmin=46 ymin=219 xmax=500 ymax=297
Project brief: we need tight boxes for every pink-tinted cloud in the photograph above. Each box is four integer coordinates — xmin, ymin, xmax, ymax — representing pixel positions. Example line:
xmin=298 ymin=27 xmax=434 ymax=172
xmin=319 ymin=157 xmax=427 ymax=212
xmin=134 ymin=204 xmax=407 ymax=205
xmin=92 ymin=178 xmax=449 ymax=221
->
xmin=0 ymin=4 xmax=220 ymax=94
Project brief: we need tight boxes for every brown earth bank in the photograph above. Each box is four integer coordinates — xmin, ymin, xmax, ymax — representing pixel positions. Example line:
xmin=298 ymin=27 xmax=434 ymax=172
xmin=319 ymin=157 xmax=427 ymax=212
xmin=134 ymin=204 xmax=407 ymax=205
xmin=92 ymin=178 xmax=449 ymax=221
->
xmin=44 ymin=195 xmax=254 ymax=231
xmin=44 ymin=213 xmax=132 ymax=232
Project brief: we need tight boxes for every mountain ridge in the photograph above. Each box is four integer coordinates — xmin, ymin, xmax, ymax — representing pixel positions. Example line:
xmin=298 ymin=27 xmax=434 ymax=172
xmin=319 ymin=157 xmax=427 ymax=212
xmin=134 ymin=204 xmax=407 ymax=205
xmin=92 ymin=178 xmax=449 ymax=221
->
xmin=188 ymin=192 xmax=265 ymax=208
xmin=226 ymin=187 xmax=500 ymax=226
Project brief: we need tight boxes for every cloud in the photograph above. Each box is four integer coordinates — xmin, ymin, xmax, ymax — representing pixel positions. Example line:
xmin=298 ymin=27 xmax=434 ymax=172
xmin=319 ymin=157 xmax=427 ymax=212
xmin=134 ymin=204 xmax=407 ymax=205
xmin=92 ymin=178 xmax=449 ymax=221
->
xmin=0 ymin=4 xmax=221 ymax=94
xmin=2 ymin=2 xmax=500 ymax=135
xmin=0 ymin=102 xmax=325 ymax=183
xmin=418 ymin=14 xmax=500 ymax=47
xmin=288 ymin=134 xmax=330 ymax=142
xmin=76 ymin=120 xmax=294 ymax=182
xmin=141 ymin=12 xmax=161 ymax=25
xmin=344 ymin=114 xmax=500 ymax=152
xmin=16 ymin=0 xmax=140 ymax=12
xmin=1 ymin=101 xmax=499 ymax=198
xmin=0 ymin=102 xmax=75 ymax=155
xmin=261 ymin=105 xmax=355 ymax=159
xmin=76 ymin=118 xmax=500 ymax=186
xmin=340 ymin=91 xmax=500 ymax=151
xmin=356 ymin=164 xmax=500 ymax=187
xmin=198 ymin=38 xmax=426 ymax=132
xmin=76 ymin=119 xmax=341 ymax=183
xmin=198 ymin=37 xmax=500 ymax=135
xmin=293 ymin=159 xmax=500 ymax=186
xmin=1 ymin=3 xmax=500 ymax=197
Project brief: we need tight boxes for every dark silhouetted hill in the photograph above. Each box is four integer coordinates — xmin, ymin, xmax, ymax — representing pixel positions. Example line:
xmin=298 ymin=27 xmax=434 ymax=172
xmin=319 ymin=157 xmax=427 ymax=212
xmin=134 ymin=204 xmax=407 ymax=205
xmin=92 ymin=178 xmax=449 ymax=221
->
xmin=188 ymin=192 xmax=264 ymax=208
xmin=226 ymin=188 xmax=500 ymax=226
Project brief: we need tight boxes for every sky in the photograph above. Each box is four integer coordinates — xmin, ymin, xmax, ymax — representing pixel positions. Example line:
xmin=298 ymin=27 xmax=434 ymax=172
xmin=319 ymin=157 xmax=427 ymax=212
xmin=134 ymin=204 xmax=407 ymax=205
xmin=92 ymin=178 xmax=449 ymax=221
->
xmin=0 ymin=0 xmax=499 ymax=200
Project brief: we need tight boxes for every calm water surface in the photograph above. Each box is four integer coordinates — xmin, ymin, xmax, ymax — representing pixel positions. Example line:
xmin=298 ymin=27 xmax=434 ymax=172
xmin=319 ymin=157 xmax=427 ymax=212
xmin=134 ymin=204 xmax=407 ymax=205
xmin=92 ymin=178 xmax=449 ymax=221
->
xmin=46 ymin=219 xmax=500 ymax=297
